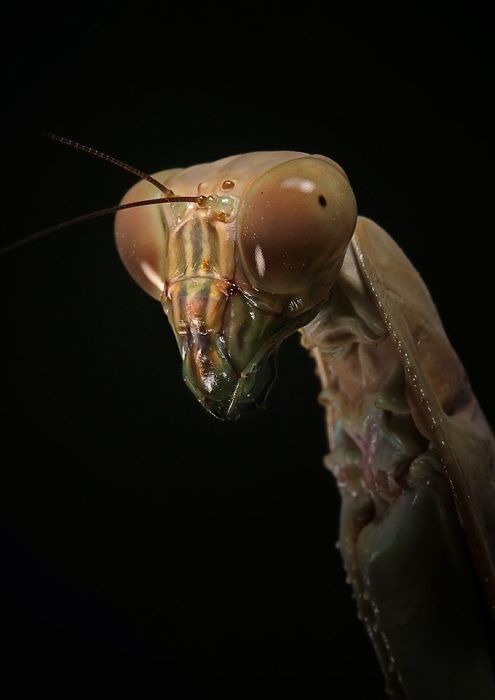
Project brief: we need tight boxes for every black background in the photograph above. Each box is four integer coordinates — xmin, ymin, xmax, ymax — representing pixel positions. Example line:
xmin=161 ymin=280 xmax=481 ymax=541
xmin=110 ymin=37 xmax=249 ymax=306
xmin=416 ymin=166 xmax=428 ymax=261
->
xmin=1 ymin=7 xmax=493 ymax=699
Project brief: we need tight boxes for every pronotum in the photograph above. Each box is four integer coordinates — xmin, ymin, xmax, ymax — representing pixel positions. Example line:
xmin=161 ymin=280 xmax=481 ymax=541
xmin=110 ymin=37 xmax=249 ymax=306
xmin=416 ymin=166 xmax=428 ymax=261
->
xmin=4 ymin=135 xmax=494 ymax=699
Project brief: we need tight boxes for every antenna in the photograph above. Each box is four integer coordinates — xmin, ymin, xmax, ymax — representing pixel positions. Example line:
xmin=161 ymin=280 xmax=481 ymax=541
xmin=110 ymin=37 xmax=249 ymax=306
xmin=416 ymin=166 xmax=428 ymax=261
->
xmin=0 ymin=133 xmax=207 ymax=255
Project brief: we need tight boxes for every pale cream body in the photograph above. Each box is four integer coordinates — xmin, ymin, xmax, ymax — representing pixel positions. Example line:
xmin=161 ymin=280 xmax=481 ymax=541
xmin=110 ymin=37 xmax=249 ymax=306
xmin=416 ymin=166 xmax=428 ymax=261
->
xmin=301 ymin=217 xmax=495 ymax=697
xmin=115 ymin=154 xmax=495 ymax=698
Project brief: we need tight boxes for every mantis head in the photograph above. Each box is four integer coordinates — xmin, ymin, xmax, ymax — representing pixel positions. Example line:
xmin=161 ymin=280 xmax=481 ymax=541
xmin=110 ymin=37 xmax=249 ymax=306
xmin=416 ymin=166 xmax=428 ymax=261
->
xmin=115 ymin=152 xmax=357 ymax=419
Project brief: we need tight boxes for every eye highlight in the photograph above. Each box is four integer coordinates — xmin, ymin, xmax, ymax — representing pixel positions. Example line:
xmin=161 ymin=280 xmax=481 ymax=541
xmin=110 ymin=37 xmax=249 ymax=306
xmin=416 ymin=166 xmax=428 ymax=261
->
xmin=238 ymin=156 xmax=357 ymax=295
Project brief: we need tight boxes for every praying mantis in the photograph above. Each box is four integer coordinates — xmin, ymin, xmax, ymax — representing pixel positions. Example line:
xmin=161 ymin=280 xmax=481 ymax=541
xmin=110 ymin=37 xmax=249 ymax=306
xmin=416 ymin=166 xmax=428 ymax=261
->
xmin=3 ymin=136 xmax=495 ymax=698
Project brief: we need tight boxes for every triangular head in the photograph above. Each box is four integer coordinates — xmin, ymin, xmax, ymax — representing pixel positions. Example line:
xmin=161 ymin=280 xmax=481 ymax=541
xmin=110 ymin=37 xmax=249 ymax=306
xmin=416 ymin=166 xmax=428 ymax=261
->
xmin=114 ymin=152 xmax=357 ymax=419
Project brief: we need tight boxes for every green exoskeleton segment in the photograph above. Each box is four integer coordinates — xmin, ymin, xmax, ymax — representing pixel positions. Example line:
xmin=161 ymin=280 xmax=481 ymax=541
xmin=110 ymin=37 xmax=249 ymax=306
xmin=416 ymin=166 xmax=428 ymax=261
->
xmin=115 ymin=153 xmax=356 ymax=418
xmin=113 ymin=151 xmax=495 ymax=698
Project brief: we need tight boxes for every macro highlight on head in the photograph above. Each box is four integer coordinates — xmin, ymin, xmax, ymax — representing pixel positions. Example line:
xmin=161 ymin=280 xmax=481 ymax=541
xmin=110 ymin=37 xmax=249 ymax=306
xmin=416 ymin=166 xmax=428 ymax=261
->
xmin=114 ymin=152 xmax=357 ymax=419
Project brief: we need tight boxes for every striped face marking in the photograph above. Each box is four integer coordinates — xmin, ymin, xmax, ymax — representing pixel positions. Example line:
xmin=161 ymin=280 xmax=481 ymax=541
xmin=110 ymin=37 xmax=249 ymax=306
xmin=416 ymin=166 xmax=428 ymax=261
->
xmin=115 ymin=151 xmax=357 ymax=418
xmin=162 ymin=196 xmax=239 ymax=288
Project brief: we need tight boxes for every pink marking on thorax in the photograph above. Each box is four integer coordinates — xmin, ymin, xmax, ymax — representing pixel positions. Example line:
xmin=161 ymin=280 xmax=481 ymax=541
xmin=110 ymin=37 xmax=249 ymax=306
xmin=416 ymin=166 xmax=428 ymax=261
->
xmin=348 ymin=418 xmax=380 ymax=492
xmin=363 ymin=417 xmax=380 ymax=491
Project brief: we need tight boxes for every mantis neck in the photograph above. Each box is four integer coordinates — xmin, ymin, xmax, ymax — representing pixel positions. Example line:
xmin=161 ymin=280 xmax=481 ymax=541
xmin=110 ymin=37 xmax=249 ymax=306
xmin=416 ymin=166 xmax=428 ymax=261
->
xmin=299 ymin=243 xmax=495 ymax=699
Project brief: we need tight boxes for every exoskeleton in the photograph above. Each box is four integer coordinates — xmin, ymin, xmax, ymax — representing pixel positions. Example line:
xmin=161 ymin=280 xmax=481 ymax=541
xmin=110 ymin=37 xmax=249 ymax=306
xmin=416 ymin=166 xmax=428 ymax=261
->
xmin=114 ymin=150 xmax=495 ymax=698
xmin=8 ymin=141 xmax=495 ymax=698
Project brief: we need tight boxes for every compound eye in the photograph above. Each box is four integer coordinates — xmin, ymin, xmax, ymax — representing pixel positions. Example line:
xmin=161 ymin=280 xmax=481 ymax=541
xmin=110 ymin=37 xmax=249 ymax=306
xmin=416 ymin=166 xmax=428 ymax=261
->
xmin=115 ymin=169 xmax=179 ymax=299
xmin=238 ymin=157 xmax=357 ymax=295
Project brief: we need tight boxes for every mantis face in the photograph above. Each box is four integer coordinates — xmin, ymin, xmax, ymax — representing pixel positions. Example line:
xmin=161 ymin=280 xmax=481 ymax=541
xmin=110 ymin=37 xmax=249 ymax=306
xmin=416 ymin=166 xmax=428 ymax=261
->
xmin=115 ymin=152 xmax=357 ymax=419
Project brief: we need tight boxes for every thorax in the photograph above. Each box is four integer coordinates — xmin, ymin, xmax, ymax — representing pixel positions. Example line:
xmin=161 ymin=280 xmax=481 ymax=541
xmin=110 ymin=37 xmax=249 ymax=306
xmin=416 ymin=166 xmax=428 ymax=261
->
xmin=300 ymin=244 xmax=426 ymax=503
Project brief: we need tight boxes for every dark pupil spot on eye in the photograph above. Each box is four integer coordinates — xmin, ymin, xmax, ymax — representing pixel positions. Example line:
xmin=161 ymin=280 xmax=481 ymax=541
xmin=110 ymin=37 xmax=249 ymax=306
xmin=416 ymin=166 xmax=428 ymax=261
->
xmin=318 ymin=194 xmax=327 ymax=207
